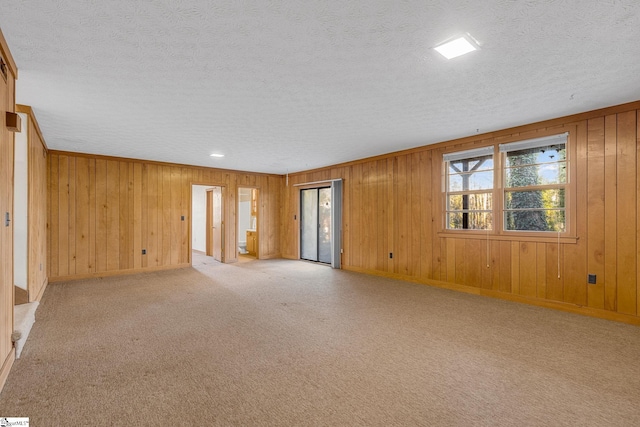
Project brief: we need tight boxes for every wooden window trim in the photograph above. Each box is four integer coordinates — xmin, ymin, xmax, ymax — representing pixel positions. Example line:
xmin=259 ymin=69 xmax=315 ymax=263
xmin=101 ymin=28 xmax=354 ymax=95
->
xmin=438 ymin=125 xmax=578 ymax=242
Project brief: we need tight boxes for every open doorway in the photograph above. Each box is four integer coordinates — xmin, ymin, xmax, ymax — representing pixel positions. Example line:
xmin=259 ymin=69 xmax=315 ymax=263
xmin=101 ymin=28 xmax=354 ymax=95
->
xmin=192 ymin=184 xmax=225 ymax=263
xmin=238 ymin=187 xmax=258 ymax=261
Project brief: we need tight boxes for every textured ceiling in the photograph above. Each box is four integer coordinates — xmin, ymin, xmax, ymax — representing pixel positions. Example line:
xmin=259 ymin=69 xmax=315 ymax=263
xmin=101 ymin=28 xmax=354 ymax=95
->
xmin=1 ymin=0 xmax=639 ymax=174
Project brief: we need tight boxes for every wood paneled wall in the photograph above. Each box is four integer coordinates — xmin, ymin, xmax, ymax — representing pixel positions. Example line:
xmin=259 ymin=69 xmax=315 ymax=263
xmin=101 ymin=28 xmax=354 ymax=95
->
xmin=16 ymin=106 xmax=48 ymax=302
xmin=0 ymin=27 xmax=17 ymax=392
xmin=283 ymin=101 xmax=640 ymax=324
xmin=48 ymin=152 xmax=283 ymax=281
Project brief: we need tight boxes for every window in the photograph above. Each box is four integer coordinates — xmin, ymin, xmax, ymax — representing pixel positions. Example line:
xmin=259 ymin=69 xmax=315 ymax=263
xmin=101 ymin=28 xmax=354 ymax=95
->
xmin=443 ymin=132 xmax=570 ymax=235
xmin=500 ymin=133 xmax=567 ymax=232
xmin=444 ymin=146 xmax=494 ymax=230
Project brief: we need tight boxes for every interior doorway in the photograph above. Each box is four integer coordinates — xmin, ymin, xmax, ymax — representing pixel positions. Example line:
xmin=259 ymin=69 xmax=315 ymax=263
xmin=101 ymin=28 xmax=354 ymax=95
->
xmin=238 ymin=187 xmax=258 ymax=260
xmin=192 ymin=184 xmax=225 ymax=263
xmin=300 ymin=187 xmax=332 ymax=264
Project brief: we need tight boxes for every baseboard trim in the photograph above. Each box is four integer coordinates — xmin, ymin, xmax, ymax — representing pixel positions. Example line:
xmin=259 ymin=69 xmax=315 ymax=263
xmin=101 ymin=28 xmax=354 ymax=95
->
xmin=257 ymin=253 xmax=282 ymax=260
xmin=31 ymin=277 xmax=49 ymax=303
xmin=344 ymin=266 xmax=640 ymax=327
xmin=49 ymin=264 xmax=191 ymax=283
xmin=0 ymin=349 xmax=16 ymax=394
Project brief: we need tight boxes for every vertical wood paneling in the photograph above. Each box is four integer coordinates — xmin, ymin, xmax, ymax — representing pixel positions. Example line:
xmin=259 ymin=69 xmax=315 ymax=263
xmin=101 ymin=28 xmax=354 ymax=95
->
xmin=445 ymin=239 xmax=455 ymax=283
xmin=180 ymin=168 xmax=189 ymax=264
xmin=170 ymin=167 xmax=181 ymax=265
xmin=133 ymin=163 xmax=142 ymax=269
xmin=386 ymin=159 xmax=395 ymax=273
xmin=587 ymin=117 xmax=605 ymax=309
xmin=350 ymin=164 xmax=363 ymax=268
xmin=510 ymin=242 xmax=520 ymax=295
xmin=546 ymin=242 xmax=564 ymax=302
xmin=141 ymin=164 xmax=148 ymax=268
xmin=26 ymin=113 xmax=48 ymax=299
xmin=58 ymin=156 xmax=69 ymax=276
xmin=88 ymin=158 xmax=96 ymax=272
xmin=371 ymin=161 xmax=382 ymax=271
xmin=536 ymin=242 xmax=547 ymax=298
xmin=519 ymin=242 xmax=536 ymax=297
xmin=409 ymin=153 xmax=422 ymax=278
xmin=106 ymin=160 xmax=120 ymax=271
xmin=564 ymin=120 xmax=588 ymax=306
xmin=420 ymin=151 xmax=433 ymax=280
xmin=148 ymin=164 xmax=159 ymax=267
xmin=395 ymin=156 xmax=409 ymax=275
xmin=49 ymin=156 xmax=59 ymax=277
xmin=637 ymin=111 xmax=640 ymax=317
xmin=95 ymin=159 xmax=107 ymax=272
xmin=45 ymin=102 xmax=640 ymax=323
xmin=498 ymin=241 xmax=511 ymax=293
xmin=480 ymin=237 xmax=493 ymax=290
xmin=75 ymin=157 xmax=90 ymax=275
xmin=68 ymin=157 xmax=77 ymax=275
xmin=49 ymin=152 xmax=283 ymax=280
xmin=118 ymin=162 xmax=130 ymax=270
xmin=162 ymin=166 xmax=171 ymax=266
xmin=342 ymin=166 xmax=351 ymax=267
xmin=361 ymin=162 xmax=372 ymax=269
xmin=616 ymin=111 xmax=637 ymax=315
xmin=0 ymin=57 xmax=17 ymax=378
xmin=604 ymin=114 xmax=618 ymax=311
xmin=465 ymin=239 xmax=481 ymax=288
xmin=455 ymin=239 xmax=466 ymax=284
xmin=431 ymin=152 xmax=443 ymax=281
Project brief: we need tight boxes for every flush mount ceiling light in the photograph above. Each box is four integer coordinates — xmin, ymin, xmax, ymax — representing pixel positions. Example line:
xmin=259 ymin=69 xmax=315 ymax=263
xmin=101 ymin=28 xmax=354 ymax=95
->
xmin=434 ymin=34 xmax=480 ymax=59
xmin=210 ymin=153 xmax=225 ymax=158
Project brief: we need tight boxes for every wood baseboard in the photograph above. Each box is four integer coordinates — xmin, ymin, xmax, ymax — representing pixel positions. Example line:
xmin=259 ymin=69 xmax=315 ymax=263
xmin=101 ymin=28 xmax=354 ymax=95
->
xmin=0 ymin=349 xmax=15 ymax=394
xmin=344 ymin=265 xmax=640 ymax=327
xmin=32 ymin=277 xmax=49 ymax=303
xmin=48 ymin=264 xmax=191 ymax=283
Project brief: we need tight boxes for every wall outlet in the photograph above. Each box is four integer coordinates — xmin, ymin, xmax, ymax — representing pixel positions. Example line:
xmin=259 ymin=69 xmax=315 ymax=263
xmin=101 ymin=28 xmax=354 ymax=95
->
xmin=142 ymin=249 xmax=147 ymax=255
xmin=389 ymin=252 xmax=393 ymax=259
xmin=588 ymin=274 xmax=596 ymax=284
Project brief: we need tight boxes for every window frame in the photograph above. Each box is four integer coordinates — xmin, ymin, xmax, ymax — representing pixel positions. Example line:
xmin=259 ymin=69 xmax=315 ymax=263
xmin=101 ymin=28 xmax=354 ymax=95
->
xmin=439 ymin=127 xmax=577 ymax=242
xmin=443 ymin=146 xmax=495 ymax=231
xmin=500 ymin=132 xmax=569 ymax=234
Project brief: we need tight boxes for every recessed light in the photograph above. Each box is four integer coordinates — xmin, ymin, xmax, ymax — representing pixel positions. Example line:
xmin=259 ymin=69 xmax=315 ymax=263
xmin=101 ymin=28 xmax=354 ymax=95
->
xmin=210 ymin=153 xmax=225 ymax=158
xmin=434 ymin=34 xmax=479 ymax=59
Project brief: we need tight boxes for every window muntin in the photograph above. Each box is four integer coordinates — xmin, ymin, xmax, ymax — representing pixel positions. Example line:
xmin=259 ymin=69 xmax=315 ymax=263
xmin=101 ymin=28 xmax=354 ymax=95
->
xmin=442 ymin=132 xmax=570 ymax=235
xmin=445 ymin=149 xmax=493 ymax=230
xmin=501 ymin=134 xmax=568 ymax=233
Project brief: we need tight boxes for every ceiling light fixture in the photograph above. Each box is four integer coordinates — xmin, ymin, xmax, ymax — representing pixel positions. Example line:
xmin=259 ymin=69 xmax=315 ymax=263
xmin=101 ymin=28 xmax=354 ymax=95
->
xmin=434 ymin=34 xmax=480 ymax=59
xmin=210 ymin=153 xmax=225 ymax=158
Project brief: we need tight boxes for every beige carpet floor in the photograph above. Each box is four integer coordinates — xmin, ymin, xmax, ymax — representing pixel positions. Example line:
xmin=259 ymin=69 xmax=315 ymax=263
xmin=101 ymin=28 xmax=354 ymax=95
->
xmin=0 ymin=253 xmax=639 ymax=426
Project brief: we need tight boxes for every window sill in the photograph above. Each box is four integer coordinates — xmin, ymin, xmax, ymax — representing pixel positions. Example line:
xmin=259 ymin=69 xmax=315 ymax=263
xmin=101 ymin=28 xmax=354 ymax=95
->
xmin=436 ymin=231 xmax=579 ymax=244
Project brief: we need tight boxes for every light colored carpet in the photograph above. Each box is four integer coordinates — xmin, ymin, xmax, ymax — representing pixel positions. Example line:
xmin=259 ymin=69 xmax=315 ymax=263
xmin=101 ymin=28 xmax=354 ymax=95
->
xmin=13 ymin=301 xmax=39 ymax=358
xmin=0 ymin=252 xmax=639 ymax=426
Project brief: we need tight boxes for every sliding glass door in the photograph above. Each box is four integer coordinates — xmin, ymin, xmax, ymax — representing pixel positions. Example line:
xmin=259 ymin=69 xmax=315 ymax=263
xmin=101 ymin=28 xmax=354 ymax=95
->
xmin=301 ymin=187 xmax=332 ymax=263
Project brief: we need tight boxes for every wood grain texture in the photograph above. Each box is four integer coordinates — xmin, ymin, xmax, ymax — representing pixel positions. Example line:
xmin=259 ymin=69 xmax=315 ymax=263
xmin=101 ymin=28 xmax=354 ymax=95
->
xmin=615 ymin=111 xmax=637 ymax=315
xmin=604 ymin=114 xmax=618 ymax=311
xmin=48 ymin=152 xmax=283 ymax=280
xmin=43 ymin=102 xmax=640 ymax=325
xmin=283 ymin=103 xmax=640 ymax=322
xmin=26 ymin=110 xmax=48 ymax=301
xmin=0 ymin=37 xmax=16 ymax=393
xmin=586 ymin=117 xmax=605 ymax=309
